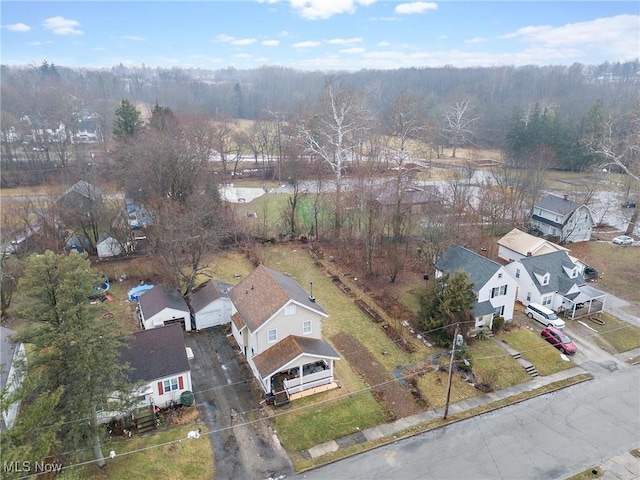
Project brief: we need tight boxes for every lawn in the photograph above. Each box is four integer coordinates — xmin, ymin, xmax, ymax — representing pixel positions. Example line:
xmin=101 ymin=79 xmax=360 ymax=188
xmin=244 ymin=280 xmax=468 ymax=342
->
xmin=76 ymin=423 xmax=213 ymax=480
xmin=469 ymin=338 xmax=531 ymax=390
xmin=498 ymin=327 xmax=574 ymax=376
xmin=580 ymin=312 xmax=640 ymax=353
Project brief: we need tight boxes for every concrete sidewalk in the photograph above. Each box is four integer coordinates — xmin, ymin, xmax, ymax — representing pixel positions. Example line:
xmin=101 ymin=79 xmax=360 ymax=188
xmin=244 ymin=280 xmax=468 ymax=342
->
xmin=304 ymin=366 xmax=589 ymax=460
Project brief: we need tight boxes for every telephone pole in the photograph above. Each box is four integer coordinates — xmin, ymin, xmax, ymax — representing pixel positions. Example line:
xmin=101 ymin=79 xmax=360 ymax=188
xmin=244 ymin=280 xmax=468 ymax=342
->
xmin=443 ymin=324 xmax=460 ymax=420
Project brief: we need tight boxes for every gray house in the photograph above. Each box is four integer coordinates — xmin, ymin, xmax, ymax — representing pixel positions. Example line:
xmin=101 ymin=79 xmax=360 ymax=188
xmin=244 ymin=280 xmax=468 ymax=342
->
xmin=530 ymin=194 xmax=595 ymax=243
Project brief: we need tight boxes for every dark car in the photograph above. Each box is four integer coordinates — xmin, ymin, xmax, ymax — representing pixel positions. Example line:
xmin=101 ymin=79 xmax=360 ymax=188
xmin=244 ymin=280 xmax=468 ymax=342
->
xmin=583 ymin=266 xmax=598 ymax=281
xmin=622 ymin=201 xmax=636 ymax=208
xmin=541 ymin=326 xmax=577 ymax=355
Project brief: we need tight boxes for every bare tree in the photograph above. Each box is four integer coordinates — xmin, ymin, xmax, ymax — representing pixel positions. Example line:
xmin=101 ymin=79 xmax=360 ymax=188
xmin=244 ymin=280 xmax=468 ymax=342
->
xmin=442 ymin=100 xmax=478 ymax=158
xmin=297 ymin=77 xmax=369 ymax=232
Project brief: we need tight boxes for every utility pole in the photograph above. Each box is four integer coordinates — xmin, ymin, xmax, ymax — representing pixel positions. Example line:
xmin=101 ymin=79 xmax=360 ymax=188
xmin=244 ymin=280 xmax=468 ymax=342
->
xmin=443 ymin=324 xmax=460 ymax=420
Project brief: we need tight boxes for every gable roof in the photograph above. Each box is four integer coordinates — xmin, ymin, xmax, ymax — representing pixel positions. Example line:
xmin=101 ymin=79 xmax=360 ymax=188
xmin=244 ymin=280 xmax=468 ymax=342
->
xmin=0 ymin=327 xmax=19 ymax=392
xmin=252 ymin=335 xmax=339 ymax=378
xmin=375 ymin=181 xmax=440 ymax=207
xmin=536 ymin=194 xmax=580 ymax=216
xmin=517 ymin=251 xmax=585 ymax=294
xmin=138 ymin=285 xmax=190 ymax=319
xmin=120 ymin=324 xmax=190 ymax=383
xmin=228 ymin=265 xmax=327 ymax=332
xmin=64 ymin=180 xmax=104 ymax=201
xmin=498 ymin=228 xmax=569 ymax=256
xmin=436 ymin=246 xmax=502 ymax=290
xmin=188 ymin=280 xmax=231 ymax=314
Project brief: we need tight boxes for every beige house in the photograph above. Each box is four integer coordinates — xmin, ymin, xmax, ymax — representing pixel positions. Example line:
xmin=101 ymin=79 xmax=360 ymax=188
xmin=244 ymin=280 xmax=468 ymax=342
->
xmin=229 ymin=265 xmax=339 ymax=405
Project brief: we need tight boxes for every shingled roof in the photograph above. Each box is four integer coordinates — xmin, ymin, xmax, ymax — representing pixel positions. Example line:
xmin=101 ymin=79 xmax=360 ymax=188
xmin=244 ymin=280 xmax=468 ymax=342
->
xmin=120 ymin=323 xmax=189 ymax=383
xmin=436 ymin=246 xmax=501 ymax=291
xmin=518 ymin=250 xmax=585 ymax=294
xmin=536 ymin=194 xmax=580 ymax=216
xmin=138 ymin=285 xmax=190 ymax=319
xmin=188 ymin=280 xmax=231 ymax=313
xmin=252 ymin=335 xmax=339 ymax=378
xmin=228 ymin=265 xmax=327 ymax=332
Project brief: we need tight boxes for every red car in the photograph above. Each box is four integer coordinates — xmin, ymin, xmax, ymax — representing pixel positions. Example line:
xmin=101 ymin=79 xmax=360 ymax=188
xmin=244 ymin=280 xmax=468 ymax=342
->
xmin=541 ymin=326 xmax=577 ymax=355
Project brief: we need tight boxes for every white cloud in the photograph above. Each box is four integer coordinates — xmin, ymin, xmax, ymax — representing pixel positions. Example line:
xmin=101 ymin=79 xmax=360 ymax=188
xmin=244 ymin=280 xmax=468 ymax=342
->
xmin=290 ymin=0 xmax=376 ymax=20
xmin=378 ymin=41 xmax=390 ymax=47
xmin=42 ymin=16 xmax=83 ymax=35
xmin=293 ymin=40 xmax=322 ymax=48
xmin=211 ymin=34 xmax=256 ymax=46
xmin=499 ymin=14 xmax=640 ymax=61
xmin=121 ymin=35 xmax=146 ymax=41
xmin=466 ymin=37 xmax=486 ymax=45
xmin=395 ymin=2 xmax=438 ymax=15
xmin=340 ymin=47 xmax=366 ymax=54
xmin=6 ymin=23 xmax=31 ymax=32
xmin=30 ymin=41 xmax=41 ymax=46
xmin=326 ymin=37 xmax=363 ymax=45
xmin=262 ymin=40 xmax=280 ymax=46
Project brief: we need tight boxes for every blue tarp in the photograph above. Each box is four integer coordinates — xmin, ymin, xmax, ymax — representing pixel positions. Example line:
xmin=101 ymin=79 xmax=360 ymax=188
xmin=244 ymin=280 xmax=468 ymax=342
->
xmin=128 ymin=284 xmax=154 ymax=301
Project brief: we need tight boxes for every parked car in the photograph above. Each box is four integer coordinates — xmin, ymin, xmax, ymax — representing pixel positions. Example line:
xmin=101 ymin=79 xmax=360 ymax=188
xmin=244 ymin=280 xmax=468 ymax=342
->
xmin=621 ymin=201 xmax=636 ymax=208
xmin=583 ymin=266 xmax=598 ymax=281
xmin=540 ymin=326 xmax=577 ymax=355
xmin=612 ymin=235 xmax=634 ymax=245
xmin=525 ymin=303 xmax=566 ymax=329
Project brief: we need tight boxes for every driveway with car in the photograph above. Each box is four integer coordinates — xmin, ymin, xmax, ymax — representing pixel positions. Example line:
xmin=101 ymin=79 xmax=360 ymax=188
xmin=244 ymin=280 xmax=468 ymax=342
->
xmin=186 ymin=327 xmax=293 ymax=480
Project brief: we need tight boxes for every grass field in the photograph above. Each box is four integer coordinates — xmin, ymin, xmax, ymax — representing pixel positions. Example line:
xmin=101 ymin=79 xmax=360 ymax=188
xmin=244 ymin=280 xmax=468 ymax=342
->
xmin=580 ymin=312 xmax=640 ymax=354
xmin=498 ymin=327 xmax=574 ymax=376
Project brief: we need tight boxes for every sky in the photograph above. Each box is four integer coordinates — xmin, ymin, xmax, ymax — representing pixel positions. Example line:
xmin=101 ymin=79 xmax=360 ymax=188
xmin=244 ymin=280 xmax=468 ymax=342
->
xmin=1 ymin=1 xmax=639 ymax=71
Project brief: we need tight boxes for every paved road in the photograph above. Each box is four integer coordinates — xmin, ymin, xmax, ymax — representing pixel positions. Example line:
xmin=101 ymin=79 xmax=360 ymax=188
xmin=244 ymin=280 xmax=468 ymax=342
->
xmin=297 ymin=367 xmax=640 ymax=480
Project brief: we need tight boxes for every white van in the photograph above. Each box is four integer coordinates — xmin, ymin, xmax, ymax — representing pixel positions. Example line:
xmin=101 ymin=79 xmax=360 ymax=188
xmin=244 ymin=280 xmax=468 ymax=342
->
xmin=525 ymin=303 xmax=565 ymax=329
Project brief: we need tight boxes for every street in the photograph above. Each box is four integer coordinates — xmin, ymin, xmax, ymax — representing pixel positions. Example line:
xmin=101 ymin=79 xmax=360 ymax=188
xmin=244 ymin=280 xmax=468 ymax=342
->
xmin=297 ymin=367 xmax=640 ymax=480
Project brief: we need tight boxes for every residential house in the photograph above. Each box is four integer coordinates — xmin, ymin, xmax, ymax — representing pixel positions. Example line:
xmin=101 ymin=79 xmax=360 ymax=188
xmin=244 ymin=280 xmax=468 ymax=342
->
xmin=74 ymin=116 xmax=102 ymax=144
xmin=530 ymin=194 xmax=595 ymax=243
xmin=435 ymin=246 xmax=518 ymax=329
xmin=58 ymin=180 xmax=104 ymax=212
xmin=229 ymin=265 xmax=339 ymax=403
xmin=375 ymin=180 xmax=442 ymax=216
xmin=98 ymin=324 xmax=192 ymax=424
xmin=187 ymin=280 xmax=234 ymax=330
xmin=138 ymin=285 xmax=192 ymax=332
xmin=504 ymin=250 xmax=606 ymax=318
xmin=497 ymin=228 xmax=588 ymax=271
xmin=1 ymin=327 xmax=26 ymax=430
xmin=96 ymin=233 xmax=125 ymax=258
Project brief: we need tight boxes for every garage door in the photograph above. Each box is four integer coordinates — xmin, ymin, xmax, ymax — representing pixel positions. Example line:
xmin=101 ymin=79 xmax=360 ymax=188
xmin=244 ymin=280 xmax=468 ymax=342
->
xmin=196 ymin=309 xmax=223 ymax=330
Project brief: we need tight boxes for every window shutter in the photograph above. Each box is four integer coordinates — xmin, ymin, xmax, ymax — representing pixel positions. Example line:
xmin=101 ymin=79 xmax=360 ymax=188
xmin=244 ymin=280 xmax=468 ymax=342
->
xmin=178 ymin=376 xmax=184 ymax=390
xmin=158 ymin=381 xmax=164 ymax=395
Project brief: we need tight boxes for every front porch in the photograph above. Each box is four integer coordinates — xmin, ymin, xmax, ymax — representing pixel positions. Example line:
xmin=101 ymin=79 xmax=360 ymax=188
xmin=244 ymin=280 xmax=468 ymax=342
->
xmin=560 ymin=285 xmax=607 ymax=319
xmin=267 ymin=360 xmax=337 ymax=407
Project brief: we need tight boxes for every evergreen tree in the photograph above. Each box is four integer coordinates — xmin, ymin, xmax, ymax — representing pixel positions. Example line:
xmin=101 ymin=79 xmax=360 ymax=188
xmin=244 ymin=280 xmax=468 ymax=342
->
xmin=113 ymin=99 xmax=140 ymax=138
xmin=12 ymin=251 xmax=133 ymax=467
xmin=416 ymin=271 xmax=476 ymax=346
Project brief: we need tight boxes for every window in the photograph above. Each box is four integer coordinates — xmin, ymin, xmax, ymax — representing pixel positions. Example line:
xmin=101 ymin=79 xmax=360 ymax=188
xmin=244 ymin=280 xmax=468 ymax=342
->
xmin=543 ymin=296 xmax=552 ymax=306
xmin=526 ymin=292 xmax=532 ymax=302
xmin=284 ymin=304 xmax=296 ymax=316
xmin=493 ymin=305 xmax=504 ymax=317
xmin=500 ymin=285 xmax=508 ymax=295
xmin=516 ymin=268 xmax=520 ymax=278
xmin=267 ymin=328 xmax=277 ymax=343
xmin=498 ymin=273 xmax=503 ymax=279
xmin=303 ymin=320 xmax=312 ymax=335
xmin=163 ymin=377 xmax=179 ymax=393
xmin=491 ymin=287 xmax=499 ymax=298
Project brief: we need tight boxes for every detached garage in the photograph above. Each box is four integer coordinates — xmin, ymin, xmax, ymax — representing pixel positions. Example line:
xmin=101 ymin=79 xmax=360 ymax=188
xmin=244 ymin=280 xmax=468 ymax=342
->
xmin=188 ymin=281 xmax=233 ymax=330
xmin=138 ymin=285 xmax=191 ymax=332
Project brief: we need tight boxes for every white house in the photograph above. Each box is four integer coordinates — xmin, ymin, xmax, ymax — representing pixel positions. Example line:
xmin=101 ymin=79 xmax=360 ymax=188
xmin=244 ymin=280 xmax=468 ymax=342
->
xmin=504 ymin=250 xmax=606 ymax=318
xmin=1 ymin=327 xmax=26 ymax=430
xmin=530 ymin=194 xmax=595 ymax=243
xmin=435 ymin=246 xmax=518 ymax=329
xmin=187 ymin=280 xmax=234 ymax=330
xmin=138 ymin=285 xmax=191 ymax=332
xmin=229 ymin=265 xmax=339 ymax=405
xmin=97 ymin=233 xmax=123 ymax=258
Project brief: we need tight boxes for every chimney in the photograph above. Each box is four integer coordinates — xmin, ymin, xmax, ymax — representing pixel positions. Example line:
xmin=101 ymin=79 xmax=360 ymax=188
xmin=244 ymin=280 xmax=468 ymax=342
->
xmin=527 ymin=251 xmax=532 ymax=257
xmin=563 ymin=194 xmax=568 ymax=201
xmin=480 ymin=247 xmax=487 ymax=257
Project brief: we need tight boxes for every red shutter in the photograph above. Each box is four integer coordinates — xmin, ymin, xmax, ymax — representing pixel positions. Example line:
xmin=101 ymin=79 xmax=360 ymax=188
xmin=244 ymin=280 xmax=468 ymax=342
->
xmin=178 ymin=376 xmax=184 ymax=390
xmin=158 ymin=381 xmax=164 ymax=395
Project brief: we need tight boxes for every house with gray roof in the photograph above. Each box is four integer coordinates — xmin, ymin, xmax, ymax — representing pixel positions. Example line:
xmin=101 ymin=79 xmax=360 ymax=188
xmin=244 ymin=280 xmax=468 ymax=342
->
xmin=530 ymin=194 xmax=595 ymax=243
xmin=137 ymin=285 xmax=192 ymax=332
xmin=229 ymin=265 xmax=339 ymax=405
xmin=504 ymin=250 xmax=606 ymax=318
xmin=435 ymin=246 xmax=518 ymax=329
xmin=1 ymin=327 xmax=26 ymax=430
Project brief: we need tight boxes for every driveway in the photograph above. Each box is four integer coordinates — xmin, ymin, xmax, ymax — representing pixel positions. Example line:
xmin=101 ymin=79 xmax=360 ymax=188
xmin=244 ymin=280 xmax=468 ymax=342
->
xmin=186 ymin=327 xmax=294 ymax=480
